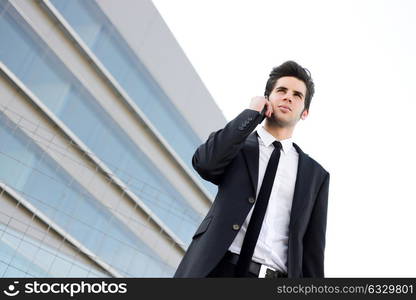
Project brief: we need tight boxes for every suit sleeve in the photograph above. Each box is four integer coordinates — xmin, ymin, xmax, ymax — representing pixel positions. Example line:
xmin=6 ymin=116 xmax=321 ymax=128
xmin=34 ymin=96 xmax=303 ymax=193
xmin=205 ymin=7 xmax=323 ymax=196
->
xmin=302 ymin=171 xmax=330 ymax=277
xmin=192 ymin=109 xmax=262 ymax=185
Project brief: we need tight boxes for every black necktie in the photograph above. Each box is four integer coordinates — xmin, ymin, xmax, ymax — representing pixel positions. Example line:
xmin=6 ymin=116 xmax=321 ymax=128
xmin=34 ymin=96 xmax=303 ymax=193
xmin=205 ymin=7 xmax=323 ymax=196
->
xmin=235 ymin=140 xmax=282 ymax=277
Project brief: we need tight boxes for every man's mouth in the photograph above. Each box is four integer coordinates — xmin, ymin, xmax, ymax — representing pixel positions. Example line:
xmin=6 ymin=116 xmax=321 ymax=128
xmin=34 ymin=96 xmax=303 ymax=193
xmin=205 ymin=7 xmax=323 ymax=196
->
xmin=278 ymin=105 xmax=291 ymax=112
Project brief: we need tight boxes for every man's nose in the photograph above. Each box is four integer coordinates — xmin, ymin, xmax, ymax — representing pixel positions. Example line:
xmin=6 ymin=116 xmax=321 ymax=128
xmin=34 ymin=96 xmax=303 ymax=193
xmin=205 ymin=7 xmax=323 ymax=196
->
xmin=283 ymin=94 xmax=293 ymax=103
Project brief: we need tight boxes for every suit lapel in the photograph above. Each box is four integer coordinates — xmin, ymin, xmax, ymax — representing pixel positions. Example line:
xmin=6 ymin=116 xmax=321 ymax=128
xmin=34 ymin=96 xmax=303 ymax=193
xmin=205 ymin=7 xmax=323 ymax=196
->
xmin=289 ymin=143 xmax=313 ymax=229
xmin=242 ymin=136 xmax=313 ymax=228
xmin=242 ymin=132 xmax=259 ymax=194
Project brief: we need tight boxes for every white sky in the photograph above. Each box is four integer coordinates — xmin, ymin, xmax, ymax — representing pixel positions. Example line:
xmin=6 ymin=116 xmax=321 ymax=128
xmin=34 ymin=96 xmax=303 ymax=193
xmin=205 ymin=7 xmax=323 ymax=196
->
xmin=152 ymin=0 xmax=416 ymax=277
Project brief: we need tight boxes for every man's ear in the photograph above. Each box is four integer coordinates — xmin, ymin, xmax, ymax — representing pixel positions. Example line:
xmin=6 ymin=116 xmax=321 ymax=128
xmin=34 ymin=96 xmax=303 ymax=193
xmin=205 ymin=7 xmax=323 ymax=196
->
xmin=300 ymin=109 xmax=309 ymax=120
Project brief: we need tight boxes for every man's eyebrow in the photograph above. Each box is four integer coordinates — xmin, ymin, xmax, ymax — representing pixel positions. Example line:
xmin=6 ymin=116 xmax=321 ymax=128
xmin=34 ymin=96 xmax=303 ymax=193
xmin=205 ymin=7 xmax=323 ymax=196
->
xmin=294 ymin=90 xmax=304 ymax=98
xmin=275 ymin=86 xmax=304 ymax=98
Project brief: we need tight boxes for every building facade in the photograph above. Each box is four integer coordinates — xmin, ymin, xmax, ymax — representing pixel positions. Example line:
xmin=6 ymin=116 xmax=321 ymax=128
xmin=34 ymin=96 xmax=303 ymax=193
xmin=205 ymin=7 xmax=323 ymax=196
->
xmin=0 ymin=0 xmax=226 ymax=277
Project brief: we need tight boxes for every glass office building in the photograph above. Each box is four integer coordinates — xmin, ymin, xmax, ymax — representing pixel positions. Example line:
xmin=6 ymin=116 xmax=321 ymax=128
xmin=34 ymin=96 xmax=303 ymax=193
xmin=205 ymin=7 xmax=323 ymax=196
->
xmin=0 ymin=0 xmax=225 ymax=277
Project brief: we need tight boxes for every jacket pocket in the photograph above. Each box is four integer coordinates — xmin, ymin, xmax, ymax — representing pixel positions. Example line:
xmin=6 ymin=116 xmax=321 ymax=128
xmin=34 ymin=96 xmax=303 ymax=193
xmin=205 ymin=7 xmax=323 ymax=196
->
xmin=192 ymin=216 xmax=213 ymax=240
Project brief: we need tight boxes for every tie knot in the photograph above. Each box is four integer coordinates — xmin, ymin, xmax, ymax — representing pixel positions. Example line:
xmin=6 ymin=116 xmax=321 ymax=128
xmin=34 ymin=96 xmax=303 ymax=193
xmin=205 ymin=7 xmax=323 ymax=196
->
xmin=272 ymin=141 xmax=282 ymax=150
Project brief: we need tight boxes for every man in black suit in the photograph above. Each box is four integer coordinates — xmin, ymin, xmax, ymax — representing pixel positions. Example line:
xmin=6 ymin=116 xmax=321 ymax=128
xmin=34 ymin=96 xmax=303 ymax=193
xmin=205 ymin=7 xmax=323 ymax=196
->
xmin=174 ymin=61 xmax=330 ymax=278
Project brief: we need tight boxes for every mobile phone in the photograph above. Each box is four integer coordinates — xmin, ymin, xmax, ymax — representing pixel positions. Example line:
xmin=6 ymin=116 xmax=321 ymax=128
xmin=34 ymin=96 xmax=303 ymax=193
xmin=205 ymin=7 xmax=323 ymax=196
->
xmin=259 ymin=105 xmax=267 ymax=123
xmin=259 ymin=96 xmax=269 ymax=123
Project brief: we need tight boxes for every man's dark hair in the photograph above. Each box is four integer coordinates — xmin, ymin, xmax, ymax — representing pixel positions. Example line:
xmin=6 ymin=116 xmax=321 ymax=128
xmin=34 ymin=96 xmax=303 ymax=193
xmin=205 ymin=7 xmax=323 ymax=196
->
xmin=264 ymin=60 xmax=315 ymax=111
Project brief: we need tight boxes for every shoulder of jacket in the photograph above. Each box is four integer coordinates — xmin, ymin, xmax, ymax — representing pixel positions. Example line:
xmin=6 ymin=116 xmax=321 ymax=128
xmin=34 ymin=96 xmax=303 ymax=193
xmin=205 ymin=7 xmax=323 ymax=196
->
xmin=305 ymin=154 xmax=329 ymax=177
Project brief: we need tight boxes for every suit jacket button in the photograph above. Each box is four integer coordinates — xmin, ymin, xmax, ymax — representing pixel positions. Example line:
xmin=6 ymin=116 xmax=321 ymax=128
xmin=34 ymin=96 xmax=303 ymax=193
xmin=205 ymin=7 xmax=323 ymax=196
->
xmin=232 ymin=224 xmax=240 ymax=231
xmin=248 ymin=197 xmax=255 ymax=204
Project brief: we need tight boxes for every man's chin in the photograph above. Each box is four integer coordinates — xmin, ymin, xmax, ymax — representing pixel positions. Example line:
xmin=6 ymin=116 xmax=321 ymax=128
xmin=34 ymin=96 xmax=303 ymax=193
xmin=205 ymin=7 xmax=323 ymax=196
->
xmin=266 ymin=115 xmax=294 ymax=128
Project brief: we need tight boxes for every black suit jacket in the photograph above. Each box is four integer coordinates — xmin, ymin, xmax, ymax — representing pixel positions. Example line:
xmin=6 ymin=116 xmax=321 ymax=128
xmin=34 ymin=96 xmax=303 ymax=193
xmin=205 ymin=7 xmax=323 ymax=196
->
xmin=174 ymin=109 xmax=330 ymax=278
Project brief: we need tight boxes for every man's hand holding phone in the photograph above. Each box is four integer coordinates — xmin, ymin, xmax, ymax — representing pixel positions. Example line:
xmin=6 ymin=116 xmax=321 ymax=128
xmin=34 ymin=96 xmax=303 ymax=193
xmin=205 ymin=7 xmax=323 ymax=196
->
xmin=249 ymin=96 xmax=273 ymax=123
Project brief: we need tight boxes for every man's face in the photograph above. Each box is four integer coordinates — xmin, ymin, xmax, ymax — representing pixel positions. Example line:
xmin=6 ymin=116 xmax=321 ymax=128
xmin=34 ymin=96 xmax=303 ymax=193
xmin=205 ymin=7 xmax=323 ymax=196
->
xmin=267 ymin=76 xmax=309 ymax=127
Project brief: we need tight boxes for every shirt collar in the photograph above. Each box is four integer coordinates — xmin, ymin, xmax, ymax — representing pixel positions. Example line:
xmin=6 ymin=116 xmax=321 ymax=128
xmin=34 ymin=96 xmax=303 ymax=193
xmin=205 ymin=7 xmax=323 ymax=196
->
xmin=257 ymin=126 xmax=293 ymax=154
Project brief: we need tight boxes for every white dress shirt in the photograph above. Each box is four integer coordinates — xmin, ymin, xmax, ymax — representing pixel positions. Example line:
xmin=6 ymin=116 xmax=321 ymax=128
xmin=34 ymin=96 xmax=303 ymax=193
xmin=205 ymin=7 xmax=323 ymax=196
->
xmin=228 ymin=126 xmax=299 ymax=272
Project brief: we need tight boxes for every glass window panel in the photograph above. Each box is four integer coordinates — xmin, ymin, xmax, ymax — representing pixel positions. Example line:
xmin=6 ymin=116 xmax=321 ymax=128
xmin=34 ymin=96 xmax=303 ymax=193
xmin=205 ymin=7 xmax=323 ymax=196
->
xmin=0 ymin=3 xmax=201 ymax=246
xmin=50 ymin=0 xmax=217 ymax=196
xmin=0 ymin=113 xmax=173 ymax=277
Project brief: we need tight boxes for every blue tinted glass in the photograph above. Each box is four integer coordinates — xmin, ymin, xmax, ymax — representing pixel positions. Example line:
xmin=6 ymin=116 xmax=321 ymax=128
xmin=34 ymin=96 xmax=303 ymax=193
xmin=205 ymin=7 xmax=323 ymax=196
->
xmin=50 ymin=0 xmax=217 ymax=196
xmin=0 ymin=4 xmax=201 ymax=246
xmin=0 ymin=112 xmax=174 ymax=277
xmin=0 ymin=235 xmax=48 ymax=277
xmin=0 ymin=224 xmax=107 ymax=277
